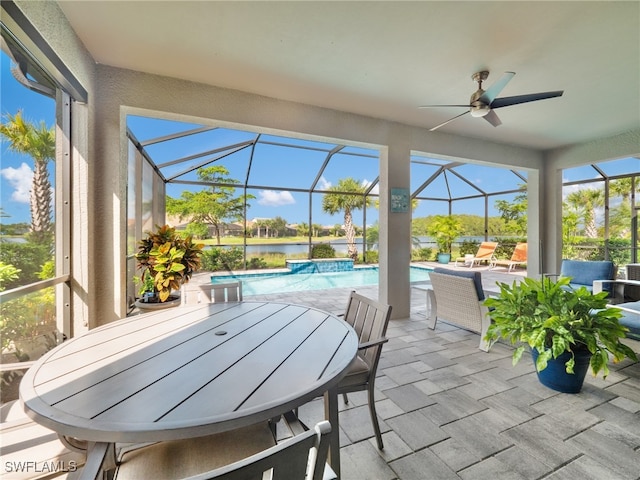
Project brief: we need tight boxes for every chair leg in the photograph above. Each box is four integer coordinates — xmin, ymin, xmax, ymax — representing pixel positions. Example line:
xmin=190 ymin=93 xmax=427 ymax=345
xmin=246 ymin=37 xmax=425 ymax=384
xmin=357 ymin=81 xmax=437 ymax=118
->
xmin=367 ymin=386 xmax=384 ymax=450
xmin=342 ymin=393 xmax=349 ymax=405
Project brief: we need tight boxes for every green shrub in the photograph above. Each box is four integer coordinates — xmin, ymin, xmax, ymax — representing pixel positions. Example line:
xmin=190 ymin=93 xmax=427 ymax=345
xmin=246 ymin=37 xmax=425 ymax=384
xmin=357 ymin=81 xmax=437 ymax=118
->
xmin=311 ymin=243 xmax=336 ymax=259
xmin=605 ymin=238 xmax=632 ymax=266
xmin=458 ymin=240 xmax=479 ymax=256
xmin=364 ymin=250 xmax=379 ymax=264
xmin=0 ymin=241 xmax=52 ymax=289
xmin=411 ymin=247 xmax=432 ymax=261
xmin=201 ymin=246 xmax=244 ymax=271
xmin=247 ymin=257 xmax=268 ymax=269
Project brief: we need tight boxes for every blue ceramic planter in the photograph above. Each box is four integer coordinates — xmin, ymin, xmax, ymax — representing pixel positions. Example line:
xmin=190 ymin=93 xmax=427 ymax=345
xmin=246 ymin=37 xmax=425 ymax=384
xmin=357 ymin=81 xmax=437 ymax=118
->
xmin=531 ymin=347 xmax=592 ymax=394
xmin=437 ymin=253 xmax=451 ymax=264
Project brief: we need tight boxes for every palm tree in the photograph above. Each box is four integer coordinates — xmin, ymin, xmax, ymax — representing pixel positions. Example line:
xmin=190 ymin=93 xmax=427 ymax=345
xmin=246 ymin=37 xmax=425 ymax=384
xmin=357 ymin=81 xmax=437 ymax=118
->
xmin=321 ymin=178 xmax=370 ymax=259
xmin=609 ymin=178 xmax=635 ymax=202
xmin=0 ymin=111 xmax=55 ymax=243
xmin=565 ymin=188 xmax=603 ymax=238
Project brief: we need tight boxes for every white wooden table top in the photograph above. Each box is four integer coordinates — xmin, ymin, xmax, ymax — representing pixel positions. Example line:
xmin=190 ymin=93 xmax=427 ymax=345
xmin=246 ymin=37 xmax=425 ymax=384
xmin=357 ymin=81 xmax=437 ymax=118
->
xmin=20 ymin=301 xmax=358 ymax=443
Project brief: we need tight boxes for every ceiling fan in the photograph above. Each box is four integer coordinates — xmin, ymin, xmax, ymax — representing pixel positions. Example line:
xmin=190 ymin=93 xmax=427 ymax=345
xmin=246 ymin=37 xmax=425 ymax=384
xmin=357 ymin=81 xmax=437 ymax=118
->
xmin=420 ymin=71 xmax=563 ymax=131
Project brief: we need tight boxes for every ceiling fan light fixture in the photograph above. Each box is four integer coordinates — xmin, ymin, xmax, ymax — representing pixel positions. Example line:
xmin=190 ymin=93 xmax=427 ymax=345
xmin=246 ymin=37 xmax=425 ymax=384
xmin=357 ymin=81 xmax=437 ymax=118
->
xmin=470 ymin=104 xmax=490 ymax=118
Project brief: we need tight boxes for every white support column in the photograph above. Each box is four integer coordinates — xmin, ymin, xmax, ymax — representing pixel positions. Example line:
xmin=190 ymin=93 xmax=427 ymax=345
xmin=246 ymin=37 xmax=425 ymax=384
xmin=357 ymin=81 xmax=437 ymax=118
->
xmin=378 ymin=134 xmax=411 ymax=319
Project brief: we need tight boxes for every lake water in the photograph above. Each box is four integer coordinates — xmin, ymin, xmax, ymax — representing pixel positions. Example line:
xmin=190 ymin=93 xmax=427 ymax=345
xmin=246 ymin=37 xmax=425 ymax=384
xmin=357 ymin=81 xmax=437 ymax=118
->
xmin=214 ymin=236 xmax=487 ymax=256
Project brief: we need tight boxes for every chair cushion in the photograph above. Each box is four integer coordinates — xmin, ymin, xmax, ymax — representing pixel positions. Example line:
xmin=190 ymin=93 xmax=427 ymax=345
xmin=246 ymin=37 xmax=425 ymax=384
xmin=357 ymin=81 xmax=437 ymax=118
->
xmin=433 ymin=267 xmax=484 ymax=300
xmin=617 ymin=301 xmax=640 ymax=340
xmin=114 ymin=422 xmax=276 ymax=480
xmin=337 ymin=355 xmax=370 ymax=388
xmin=560 ymin=260 xmax=615 ymax=291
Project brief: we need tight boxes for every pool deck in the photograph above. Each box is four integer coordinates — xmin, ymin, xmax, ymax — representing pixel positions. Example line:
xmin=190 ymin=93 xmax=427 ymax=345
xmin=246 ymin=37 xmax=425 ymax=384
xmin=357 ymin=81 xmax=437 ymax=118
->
xmin=238 ymin=262 xmax=640 ymax=480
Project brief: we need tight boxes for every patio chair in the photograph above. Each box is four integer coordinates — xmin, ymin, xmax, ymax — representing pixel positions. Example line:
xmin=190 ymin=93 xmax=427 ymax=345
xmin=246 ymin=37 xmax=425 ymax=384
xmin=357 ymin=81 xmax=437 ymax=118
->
xmin=624 ymin=263 xmax=640 ymax=301
xmin=549 ymin=259 xmax=616 ymax=294
xmin=338 ymin=291 xmax=392 ymax=450
xmin=454 ymin=241 xmax=498 ymax=268
xmin=181 ymin=281 xmax=242 ymax=305
xmin=114 ymin=420 xmax=331 ymax=480
xmin=610 ymin=300 xmax=640 ymax=353
xmin=426 ymin=268 xmax=492 ymax=352
xmin=491 ymin=242 xmax=527 ymax=272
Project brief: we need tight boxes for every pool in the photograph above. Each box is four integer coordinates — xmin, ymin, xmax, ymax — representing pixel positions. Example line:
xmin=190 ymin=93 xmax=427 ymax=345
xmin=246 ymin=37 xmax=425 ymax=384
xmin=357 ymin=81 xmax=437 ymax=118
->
xmin=211 ymin=266 xmax=432 ymax=296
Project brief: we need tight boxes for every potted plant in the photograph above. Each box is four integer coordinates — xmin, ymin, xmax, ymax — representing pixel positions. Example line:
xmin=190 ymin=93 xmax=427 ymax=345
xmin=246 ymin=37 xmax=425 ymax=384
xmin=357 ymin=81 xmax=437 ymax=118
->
xmin=426 ymin=215 xmax=463 ymax=264
xmin=134 ymin=224 xmax=204 ymax=309
xmin=484 ymin=276 xmax=637 ymax=393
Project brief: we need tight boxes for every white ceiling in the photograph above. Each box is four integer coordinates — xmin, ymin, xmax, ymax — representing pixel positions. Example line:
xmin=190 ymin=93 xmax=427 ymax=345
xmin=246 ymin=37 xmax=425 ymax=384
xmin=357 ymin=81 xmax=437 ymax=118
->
xmin=57 ymin=1 xmax=639 ymax=152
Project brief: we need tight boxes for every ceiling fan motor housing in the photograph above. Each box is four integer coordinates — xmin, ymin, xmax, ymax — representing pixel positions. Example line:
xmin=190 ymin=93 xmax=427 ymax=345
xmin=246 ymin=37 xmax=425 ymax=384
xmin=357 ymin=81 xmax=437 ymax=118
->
xmin=470 ymin=89 xmax=490 ymax=117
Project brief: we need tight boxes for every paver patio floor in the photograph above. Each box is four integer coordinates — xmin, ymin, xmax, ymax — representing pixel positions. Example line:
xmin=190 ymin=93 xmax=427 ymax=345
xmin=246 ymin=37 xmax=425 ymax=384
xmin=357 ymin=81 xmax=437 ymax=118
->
xmin=246 ymin=265 xmax=640 ymax=480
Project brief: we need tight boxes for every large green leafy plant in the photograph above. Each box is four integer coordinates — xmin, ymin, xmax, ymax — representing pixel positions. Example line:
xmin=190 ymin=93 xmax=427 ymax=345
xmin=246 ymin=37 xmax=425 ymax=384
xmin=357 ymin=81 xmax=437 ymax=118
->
xmin=426 ymin=215 xmax=463 ymax=254
xmin=484 ymin=276 xmax=636 ymax=378
xmin=135 ymin=225 xmax=204 ymax=302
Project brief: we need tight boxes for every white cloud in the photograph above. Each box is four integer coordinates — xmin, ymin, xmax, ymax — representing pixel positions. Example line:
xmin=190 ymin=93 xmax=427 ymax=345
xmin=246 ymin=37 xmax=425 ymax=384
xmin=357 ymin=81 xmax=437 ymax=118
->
xmin=1 ymin=162 xmax=32 ymax=203
xmin=317 ymin=176 xmax=331 ymax=190
xmin=258 ymin=190 xmax=295 ymax=206
xmin=362 ymin=178 xmax=379 ymax=195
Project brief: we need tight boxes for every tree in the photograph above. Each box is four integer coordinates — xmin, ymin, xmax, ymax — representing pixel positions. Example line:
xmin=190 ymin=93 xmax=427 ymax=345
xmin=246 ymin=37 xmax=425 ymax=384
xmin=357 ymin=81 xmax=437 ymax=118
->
xmin=322 ymin=178 xmax=371 ymax=259
xmin=565 ymin=188 xmax=603 ymax=238
xmin=312 ymin=223 xmax=323 ymax=237
xmin=296 ymin=222 xmax=310 ymax=237
xmin=166 ymin=166 xmax=254 ymax=245
xmin=269 ymin=216 xmax=287 ymax=237
xmin=495 ymin=189 xmax=527 ymax=236
xmin=0 ymin=111 xmax=55 ymax=243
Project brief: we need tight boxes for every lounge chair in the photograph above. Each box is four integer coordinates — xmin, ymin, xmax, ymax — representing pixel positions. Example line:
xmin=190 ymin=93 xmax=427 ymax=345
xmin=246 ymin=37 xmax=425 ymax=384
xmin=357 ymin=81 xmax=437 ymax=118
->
xmin=492 ymin=242 xmax=527 ymax=272
xmin=454 ymin=241 xmax=498 ymax=268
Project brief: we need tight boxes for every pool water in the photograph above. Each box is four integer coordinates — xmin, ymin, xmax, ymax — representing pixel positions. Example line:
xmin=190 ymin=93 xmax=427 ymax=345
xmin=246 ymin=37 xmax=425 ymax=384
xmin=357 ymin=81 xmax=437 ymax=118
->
xmin=212 ymin=266 xmax=432 ymax=296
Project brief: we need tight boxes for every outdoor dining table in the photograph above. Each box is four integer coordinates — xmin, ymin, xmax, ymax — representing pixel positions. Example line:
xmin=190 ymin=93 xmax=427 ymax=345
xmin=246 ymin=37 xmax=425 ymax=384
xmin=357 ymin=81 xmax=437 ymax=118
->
xmin=20 ymin=301 xmax=358 ymax=479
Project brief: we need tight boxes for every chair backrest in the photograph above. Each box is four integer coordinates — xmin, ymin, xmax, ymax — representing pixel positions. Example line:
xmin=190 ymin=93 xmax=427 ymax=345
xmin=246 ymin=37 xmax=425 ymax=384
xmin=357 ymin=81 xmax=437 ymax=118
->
xmin=474 ymin=241 xmax=498 ymax=259
xmin=560 ymin=259 xmax=615 ymax=289
xmin=429 ymin=270 xmax=485 ymax=334
xmin=182 ymin=281 xmax=243 ymax=305
xmin=511 ymin=242 xmax=528 ymax=262
xmin=342 ymin=291 xmax=392 ymax=368
xmin=195 ymin=421 xmax=331 ymax=480
xmin=433 ymin=267 xmax=484 ymax=300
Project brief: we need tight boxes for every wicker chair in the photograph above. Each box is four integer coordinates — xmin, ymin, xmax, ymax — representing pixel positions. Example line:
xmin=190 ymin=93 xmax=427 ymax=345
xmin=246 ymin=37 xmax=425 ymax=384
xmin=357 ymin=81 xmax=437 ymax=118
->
xmin=426 ymin=268 xmax=492 ymax=352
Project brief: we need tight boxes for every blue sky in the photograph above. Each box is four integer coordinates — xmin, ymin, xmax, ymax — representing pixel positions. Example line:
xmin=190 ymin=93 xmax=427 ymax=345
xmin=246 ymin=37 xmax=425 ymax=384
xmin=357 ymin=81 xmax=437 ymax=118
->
xmin=0 ymin=43 xmax=525 ymax=229
xmin=1 ymin=50 xmax=55 ymax=225
xmin=7 ymin=48 xmax=634 ymax=230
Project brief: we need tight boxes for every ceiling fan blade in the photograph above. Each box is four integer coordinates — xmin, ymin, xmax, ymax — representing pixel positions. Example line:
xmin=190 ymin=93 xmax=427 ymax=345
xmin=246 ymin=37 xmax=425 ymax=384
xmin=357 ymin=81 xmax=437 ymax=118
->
xmin=419 ymin=104 xmax=470 ymax=109
xmin=491 ymin=90 xmax=564 ymax=109
xmin=478 ymin=72 xmax=515 ymax=104
xmin=483 ymin=110 xmax=502 ymax=127
xmin=429 ymin=111 xmax=470 ymax=131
